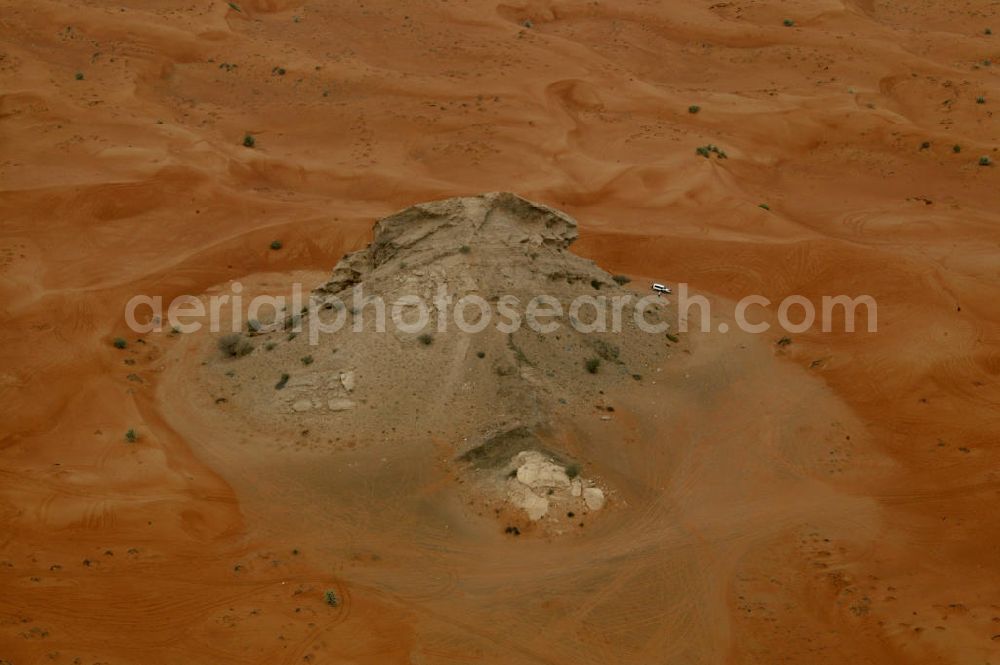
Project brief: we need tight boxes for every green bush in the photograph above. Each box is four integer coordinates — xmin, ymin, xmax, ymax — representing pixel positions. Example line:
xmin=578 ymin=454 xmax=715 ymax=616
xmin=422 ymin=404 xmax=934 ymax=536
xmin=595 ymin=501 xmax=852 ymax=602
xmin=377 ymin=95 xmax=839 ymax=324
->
xmin=300 ymin=355 xmax=314 ymax=365
xmin=783 ymin=19 xmax=794 ymax=27
xmin=612 ymin=274 xmax=631 ymax=285
xmin=777 ymin=336 xmax=792 ymax=347
xmin=243 ymin=134 xmax=255 ymax=148
xmin=270 ymin=240 xmax=282 ymax=250
xmin=113 ymin=337 xmax=127 ymax=349
xmin=980 ymin=156 xmax=993 ymax=166
xmin=976 ymin=96 xmax=986 ymax=104
xmin=275 ymin=373 xmax=290 ymax=390
xmin=758 ymin=203 xmax=770 ymax=210
xmin=323 ymin=589 xmax=339 ymax=606
xmin=459 ymin=244 xmax=471 ymax=254
xmin=418 ymin=333 xmax=434 ymax=345
xmin=666 ymin=332 xmax=680 ymax=343
xmin=953 ymin=145 xmax=962 ymax=153
xmin=585 ymin=357 xmax=600 ymax=374
xmin=688 ymin=105 xmax=700 ymax=114
xmin=125 ymin=429 xmax=138 ymax=443
xmin=565 ymin=463 xmax=581 ymax=479
xmin=696 ymin=144 xmax=727 ymax=159
xmin=74 ymin=72 xmax=84 ymax=81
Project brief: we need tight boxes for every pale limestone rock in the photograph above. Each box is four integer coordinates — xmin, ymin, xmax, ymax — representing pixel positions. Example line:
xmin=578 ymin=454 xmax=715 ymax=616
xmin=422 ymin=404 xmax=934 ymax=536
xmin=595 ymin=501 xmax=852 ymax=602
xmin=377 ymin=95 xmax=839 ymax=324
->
xmin=328 ymin=398 xmax=356 ymax=412
xmin=292 ymin=399 xmax=313 ymax=413
xmin=286 ymin=374 xmax=319 ymax=389
xmin=339 ymin=370 xmax=356 ymax=392
xmin=514 ymin=451 xmax=570 ymax=490
xmin=507 ymin=482 xmax=549 ymax=520
xmin=583 ymin=487 xmax=605 ymax=511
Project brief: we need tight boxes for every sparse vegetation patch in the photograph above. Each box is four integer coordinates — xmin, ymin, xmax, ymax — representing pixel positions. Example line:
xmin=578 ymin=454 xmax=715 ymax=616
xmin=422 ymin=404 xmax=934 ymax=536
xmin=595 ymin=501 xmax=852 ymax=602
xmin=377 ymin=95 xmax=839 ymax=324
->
xmin=696 ymin=144 xmax=728 ymax=159
xmin=219 ymin=333 xmax=253 ymax=357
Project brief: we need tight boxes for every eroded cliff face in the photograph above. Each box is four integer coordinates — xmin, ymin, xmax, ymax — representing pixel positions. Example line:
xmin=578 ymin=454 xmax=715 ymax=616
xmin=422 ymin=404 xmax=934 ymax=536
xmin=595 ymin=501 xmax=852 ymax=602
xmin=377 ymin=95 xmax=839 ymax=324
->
xmin=315 ymin=192 xmax=581 ymax=297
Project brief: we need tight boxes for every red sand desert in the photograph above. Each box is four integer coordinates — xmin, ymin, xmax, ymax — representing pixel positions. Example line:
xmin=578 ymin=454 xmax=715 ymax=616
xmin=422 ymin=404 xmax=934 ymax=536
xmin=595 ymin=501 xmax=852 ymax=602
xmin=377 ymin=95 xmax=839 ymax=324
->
xmin=2 ymin=1 xmax=999 ymax=664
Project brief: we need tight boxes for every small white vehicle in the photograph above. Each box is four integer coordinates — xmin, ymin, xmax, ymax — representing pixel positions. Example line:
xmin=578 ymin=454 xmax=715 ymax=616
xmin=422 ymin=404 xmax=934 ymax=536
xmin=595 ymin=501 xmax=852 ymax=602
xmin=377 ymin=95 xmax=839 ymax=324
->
xmin=651 ymin=282 xmax=672 ymax=295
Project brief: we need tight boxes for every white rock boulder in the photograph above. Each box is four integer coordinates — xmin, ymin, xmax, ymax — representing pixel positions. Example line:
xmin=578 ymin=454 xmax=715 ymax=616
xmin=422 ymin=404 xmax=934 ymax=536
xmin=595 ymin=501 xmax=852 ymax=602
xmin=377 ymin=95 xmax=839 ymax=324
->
xmin=583 ymin=487 xmax=605 ymax=511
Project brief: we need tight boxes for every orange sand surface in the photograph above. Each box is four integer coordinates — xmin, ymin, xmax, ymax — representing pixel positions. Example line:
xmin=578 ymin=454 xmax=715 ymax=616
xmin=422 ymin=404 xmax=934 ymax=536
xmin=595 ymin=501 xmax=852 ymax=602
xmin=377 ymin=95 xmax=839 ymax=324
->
xmin=2 ymin=1 xmax=999 ymax=663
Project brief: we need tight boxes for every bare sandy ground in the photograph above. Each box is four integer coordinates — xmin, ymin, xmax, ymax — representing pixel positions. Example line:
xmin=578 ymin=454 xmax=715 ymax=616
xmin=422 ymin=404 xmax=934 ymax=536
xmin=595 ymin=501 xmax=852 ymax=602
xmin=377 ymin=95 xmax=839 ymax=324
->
xmin=2 ymin=1 xmax=999 ymax=663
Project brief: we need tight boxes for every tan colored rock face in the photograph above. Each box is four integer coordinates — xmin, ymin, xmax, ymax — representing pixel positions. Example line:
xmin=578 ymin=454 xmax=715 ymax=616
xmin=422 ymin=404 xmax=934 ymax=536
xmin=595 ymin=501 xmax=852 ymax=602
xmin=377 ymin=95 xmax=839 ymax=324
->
xmin=514 ymin=451 xmax=571 ymax=490
xmin=339 ymin=371 xmax=356 ymax=392
xmin=292 ymin=399 xmax=313 ymax=412
xmin=507 ymin=483 xmax=550 ymax=521
xmin=583 ymin=487 xmax=606 ymax=511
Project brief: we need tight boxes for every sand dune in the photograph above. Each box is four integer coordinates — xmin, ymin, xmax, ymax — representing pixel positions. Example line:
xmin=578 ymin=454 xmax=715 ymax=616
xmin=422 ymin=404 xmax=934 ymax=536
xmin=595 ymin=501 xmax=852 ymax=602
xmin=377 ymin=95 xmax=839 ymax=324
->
xmin=2 ymin=0 xmax=999 ymax=663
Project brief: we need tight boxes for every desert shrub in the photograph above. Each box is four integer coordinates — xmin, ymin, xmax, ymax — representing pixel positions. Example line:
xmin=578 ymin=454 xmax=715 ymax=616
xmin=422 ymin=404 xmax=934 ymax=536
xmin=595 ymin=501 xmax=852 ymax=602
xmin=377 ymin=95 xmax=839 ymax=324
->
xmin=783 ymin=19 xmax=794 ymax=26
xmin=300 ymin=355 xmax=313 ymax=365
xmin=273 ymin=67 xmax=286 ymax=76
xmin=953 ymin=145 xmax=962 ymax=153
xmin=418 ymin=333 xmax=434 ymax=345
xmin=227 ymin=1 xmax=241 ymax=10
xmin=275 ymin=373 xmax=290 ymax=389
xmin=920 ymin=141 xmax=930 ymax=150
xmin=696 ymin=144 xmax=727 ymax=159
xmin=976 ymin=96 xmax=986 ymax=104
xmin=125 ymin=429 xmax=138 ymax=443
xmin=980 ymin=156 xmax=993 ymax=166
xmin=113 ymin=337 xmax=127 ymax=349
xmin=219 ymin=333 xmax=253 ymax=357
xmin=75 ymin=72 xmax=84 ymax=80
xmin=459 ymin=244 xmax=471 ymax=254
xmin=777 ymin=336 xmax=792 ymax=347
xmin=243 ymin=134 xmax=255 ymax=148
xmin=565 ymin=463 xmax=581 ymax=479
xmin=758 ymin=203 xmax=770 ymax=210
xmin=323 ymin=590 xmax=339 ymax=606
xmin=688 ymin=105 xmax=700 ymax=114
xmin=476 ymin=351 xmax=485 ymax=358
xmin=585 ymin=357 xmax=600 ymax=374
xmin=247 ymin=319 xmax=262 ymax=333
xmin=270 ymin=240 xmax=282 ymax=250
xmin=612 ymin=274 xmax=631 ymax=285
xmin=987 ymin=28 xmax=993 ymax=35
xmin=592 ymin=339 xmax=619 ymax=361
xmin=590 ymin=279 xmax=602 ymax=289
xmin=264 ymin=341 xmax=276 ymax=351
xmin=666 ymin=332 xmax=680 ymax=343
